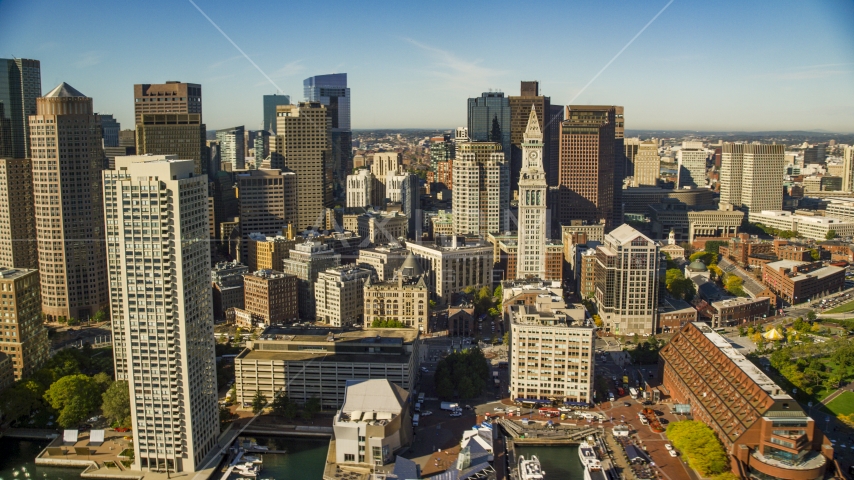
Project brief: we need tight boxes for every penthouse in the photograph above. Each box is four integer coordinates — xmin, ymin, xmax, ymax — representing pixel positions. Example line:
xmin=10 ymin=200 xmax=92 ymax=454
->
xmin=660 ymin=322 xmax=834 ymax=479
xmin=234 ymin=326 xmax=419 ymax=409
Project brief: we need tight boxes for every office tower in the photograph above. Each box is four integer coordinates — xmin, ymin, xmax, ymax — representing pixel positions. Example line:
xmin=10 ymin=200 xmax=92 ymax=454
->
xmin=624 ymin=138 xmax=639 ymax=179
xmin=235 ymin=169 xmax=297 ymax=261
xmin=253 ymin=130 xmax=270 ymax=163
xmin=430 ymin=134 xmax=454 ymax=173
xmin=842 ymin=146 xmax=854 ymax=192
xmin=454 ymin=127 xmax=468 ymax=143
xmin=631 ymin=139 xmax=660 ymax=187
xmin=546 ymin=104 xmax=564 ymax=186
xmin=346 ymin=169 xmax=376 ymax=208
xmin=804 ymin=143 xmax=826 ymax=165
xmin=133 ymin=81 xmax=201 ymax=125
xmin=217 ymin=126 xmax=245 ymax=171
xmin=406 ymin=240 xmax=493 ymax=304
xmin=363 ymin=255 xmax=430 ymax=331
xmin=30 ymin=83 xmax=108 ymax=322
xmin=516 ymin=107 xmax=548 ymax=280
xmin=315 ymin=266 xmax=372 ymax=326
xmin=371 ymin=152 xmax=402 ymax=184
xmin=0 ymin=158 xmax=37 ymax=268
xmin=282 ymin=240 xmax=341 ymax=319
xmin=0 ymin=268 xmax=49 ymax=380
xmin=304 ymin=74 xmax=351 ymax=186
xmin=467 ymin=92 xmax=511 ymax=157
xmin=209 ymin=170 xmax=238 ymax=241
xmin=119 ymin=129 xmax=135 ymax=147
xmin=452 ymin=142 xmax=508 ymax=236
xmin=357 ymin=245 xmax=408 ymax=282
xmin=613 ymin=106 xmax=625 ymax=227
xmin=136 ymin=114 xmax=207 ymax=175
xmin=593 ymin=224 xmax=660 ymax=335
xmin=385 ymin=170 xmax=408 ymax=203
xmin=509 ymin=81 xmax=551 ymax=192
xmin=557 ymin=106 xmax=616 ymax=229
xmin=357 ymin=211 xmax=408 ymax=245
xmin=243 ymin=270 xmax=298 ymax=326
xmin=98 ymin=114 xmax=120 ymax=147
xmin=660 ymin=323 xmax=833 ymax=479
xmin=506 ymin=281 xmax=593 ymax=404
xmin=0 ymin=58 xmax=41 ymax=158
xmin=720 ymin=143 xmax=785 ymax=213
xmin=206 ymin=140 xmax=221 ymax=175
xmin=400 ymin=172 xmax=420 ymax=240
xmin=677 ymin=141 xmax=707 ymax=188
xmin=103 ymin=155 xmax=219 ymax=473
xmin=263 ymin=94 xmax=290 ymax=133
xmin=271 ymin=102 xmax=331 ymax=230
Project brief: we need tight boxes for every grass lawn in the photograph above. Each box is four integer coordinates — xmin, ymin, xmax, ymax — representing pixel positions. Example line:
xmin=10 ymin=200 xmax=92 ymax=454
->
xmin=825 ymin=299 xmax=854 ymax=314
xmin=824 ymin=391 xmax=854 ymax=417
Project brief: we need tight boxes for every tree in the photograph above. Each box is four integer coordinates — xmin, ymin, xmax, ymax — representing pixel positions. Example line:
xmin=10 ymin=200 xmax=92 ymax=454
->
xmin=101 ymin=381 xmax=131 ymax=427
xmin=220 ymin=404 xmax=235 ymax=426
xmin=305 ymin=396 xmax=321 ymax=418
xmin=251 ymin=391 xmax=266 ymax=414
xmin=92 ymin=309 xmax=107 ymax=324
xmin=493 ymin=285 xmax=502 ymax=299
xmin=704 ymin=241 xmax=726 ymax=255
xmin=826 ymin=230 xmax=837 ymax=240
xmin=592 ymin=314 xmax=603 ymax=328
xmin=502 ymin=332 xmax=509 ymax=345
xmin=689 ymin=251 xmax=715 ymax=265
xmin=809 ymin=249 xmax=820 ymax=261
xmin=429 ymin=300 xmax=437 ymax=309
xmin=724 ymin=275 xmax=746 ymax=297
xmin=43 ymin=374 xmax=103 ymax=428
xmin=666 ymin=420 xmax=730 ymax=476
xmin=0 ymin=382 xmax=42 ymax=423
xmin=807 ymin=311 xmax=817 ymax=321
xmin=371 ymin=318 xmax=406 ymax=328
xmin=436 ymin=376 xmax=454 ymax=399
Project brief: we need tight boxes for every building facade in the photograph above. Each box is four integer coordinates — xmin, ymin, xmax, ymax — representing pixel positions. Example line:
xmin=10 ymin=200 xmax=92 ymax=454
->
xmin=363 ymin=256 xmax=430 ymax=332
xmin=136 ymin=114 xmax=207 ymax=176
xmin=0 ymin=158 xmax=37 ymax=269
xmin=216 ymin=126 xmax=245 ymax=171
xmin=262 ymin=94 xmax=290 ymax=134
xmin=762 ymin=260 xmax=844 ymax=305
xmin=235 ymin=169 xmax=297 ymax=260
xmin=676 ymin=141 xmax=707 ymax=188
xmin=357 ymin=245 xmax=408 ymax=282
xmin=509 ymin=81 xmax=552 ymax=190
xmin=593 ymin=225 xmax=660 ymax=335
xmin=660 ymin=322 xmax=833 ymax=479
xmin=243 ymin=270 xmax=298 ymax=326
xmin=720 ymin=143 xmax=785 ymax=213
xmin=246 ymin=233 xmax=298 ymax=272
xmin=103 ymin=156 xmax=219 ymax=473
xmin=315 ymin=266 xmax=372 ymax=327
xmin=304 ymin=73 xmax=351 ymax=186
xmin=0 ymin=58 xmax=41 ymax=158
xmin=629 ymin=139 xmax=660 ymax=187
xmin=452 ymin=142 xmax=508 ymax=236
xmin=406 ymin=239 xmax=493 ymax=303
xmin=347 ymin=169 xmax=377 ymax=208
xmin=357 ymin=211 xmax=408 ymax=245
xmin=467 ymin=92 xmax=511 ymax=157
xmin=30 ymin=83 xmax=108 ymax=322
xmin=133 ymin=81 xmax=201 ymax=125
xmin=516 ymin=107 xmax=549 ymax=280
xmin=281 ymin=240 xmax=341 ymax=319
xmin=0 ymin=268 xmax=49 ymax=380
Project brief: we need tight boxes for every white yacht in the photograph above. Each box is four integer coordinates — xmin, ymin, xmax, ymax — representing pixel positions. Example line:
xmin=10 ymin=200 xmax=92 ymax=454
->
xmin=578 ymin=439 xmax=602 ymax=471
xmin=518 ymin=455 xmax=545 ymax=480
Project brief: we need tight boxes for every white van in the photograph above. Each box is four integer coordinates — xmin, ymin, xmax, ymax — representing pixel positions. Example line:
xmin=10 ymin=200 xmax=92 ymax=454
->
xmin=412 ymin=413 xmax=420 ymax=426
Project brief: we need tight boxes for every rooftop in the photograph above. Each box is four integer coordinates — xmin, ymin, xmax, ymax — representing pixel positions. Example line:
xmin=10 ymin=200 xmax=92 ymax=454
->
xmin=339 ymin=379 xmax=408 ymax=419
xmin=693 ymin=322 xmax=790 ymax=399
xmin=0 ymin=267 xmax=36 ymax=280
xmin=44 ymin=82 xmax=86 ymax=98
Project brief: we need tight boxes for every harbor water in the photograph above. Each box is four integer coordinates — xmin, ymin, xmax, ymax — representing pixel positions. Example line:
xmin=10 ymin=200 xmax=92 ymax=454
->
xmin=515 ymin=445 xmax=585 ymax=479
xmin=227 ymin=436 xmax=328 ymax=480
xmin=0 ymin=437 xmax=84 ymax=480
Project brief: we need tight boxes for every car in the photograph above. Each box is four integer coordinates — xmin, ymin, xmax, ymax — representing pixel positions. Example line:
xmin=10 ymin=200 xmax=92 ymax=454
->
xmin=494 ymin=407 xmax=505 ymax=412
xmin=611 ymin=376 xmax=617 ymax=381
xmin=421 ymin=411 xmax=433 ymax=416
xmin=624 ymin=402 xmax=631 ymax=407
xmin=420 ymin=367 xmax=429 ymax=372
xmin=669 ymin=450 xmax=678 ymax=457
xmin=450 ymin=411 xmax=462 ymax=417
xmin=664 ymin=444 xmax=674 ymax=451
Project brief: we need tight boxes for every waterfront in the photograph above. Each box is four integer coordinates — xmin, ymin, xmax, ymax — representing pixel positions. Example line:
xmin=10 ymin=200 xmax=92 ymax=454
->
xmin=0 ymin=437 xmax=83 ymax=480
xmin=226 ymin=436 xmax=328 ymax=480
xmin=515 ymin=445 xmax=585 ymax=479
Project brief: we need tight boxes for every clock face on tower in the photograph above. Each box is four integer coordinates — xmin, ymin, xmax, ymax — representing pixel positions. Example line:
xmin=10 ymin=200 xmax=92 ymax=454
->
xmin=528 ymin=151 xmax=538 ymax=161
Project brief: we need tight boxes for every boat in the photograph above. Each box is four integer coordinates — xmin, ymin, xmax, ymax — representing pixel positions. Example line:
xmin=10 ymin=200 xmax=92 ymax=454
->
xmin=243 ymin=455 xmax=263 ymax=464
xmin=518 ymin=455 xmax=545 ymax=480
xmin=235 ymin=464 xmax=259 ymax=478
xmin=578 ymin=439 xmax=602 ymax=471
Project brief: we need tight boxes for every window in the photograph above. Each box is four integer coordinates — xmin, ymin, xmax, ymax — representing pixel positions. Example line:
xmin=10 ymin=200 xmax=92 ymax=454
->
xmin=344 ymin=454 xmax=354 ymax=462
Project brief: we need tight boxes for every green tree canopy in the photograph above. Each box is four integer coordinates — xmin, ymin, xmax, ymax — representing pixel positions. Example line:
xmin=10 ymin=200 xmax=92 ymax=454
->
xmin=43 ymin=374 xmax=103 ymax=428
xmin=101 ymin=380 xmax=131 ymax=427
xmin=826 ymin=230 xmax=837 ymax=240
xmin=251 ymin=391 xmax=267 ymax=414
xmin=666 ymin=420 xmax=730 ymax=476
xmin=371 ymin=318 xmax=407 ymax=328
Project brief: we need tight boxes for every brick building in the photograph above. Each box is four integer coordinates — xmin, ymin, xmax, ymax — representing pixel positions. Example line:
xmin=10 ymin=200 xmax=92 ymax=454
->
xmin=242 ymin=270 xmax=298 ymax=326
xmin=761 ymin=260 xmax=844 ymax=305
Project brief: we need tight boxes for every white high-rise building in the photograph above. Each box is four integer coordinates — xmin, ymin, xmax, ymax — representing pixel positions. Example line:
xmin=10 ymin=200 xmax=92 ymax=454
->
xmin=452 ymin=141 xmax=509 ymax=236
xmin=516 ymin=106 xmax=548 ymax=280
xmin=104 ymin=155 xmax=219 ymax=473
xmin=346 ymin=169 xmax=375 ymax=208
xmin=676 ymin=141 xmax=707 ymax=188
xmin=315 ymin=266 xmax=373 ymax=327
xmin=385 ymin=170 xmax=408 ymax=203
xmin=720 ymin=143 xmax=785 ymax=213
xmin=842 ymin=146 xmax=854 ymax=192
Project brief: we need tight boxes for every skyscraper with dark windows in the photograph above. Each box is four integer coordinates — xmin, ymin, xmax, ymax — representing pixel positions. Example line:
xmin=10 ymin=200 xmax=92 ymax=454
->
xmin=304 ymin=74 xmax=351 ymax=190
xmin=0 ymin=58 xmax=41 ymax=158
xmin=467 ymin=92 xmax=511 ymax=159
xmin=263 ymin=94 xmax=290 ymax=133
xmin=134 ymin=82 xmax=206 ymax=174
xmin=509 ymin=81 xmax=551 ymax=192
xmin=98 ymin=114 xmax=120 ymax=147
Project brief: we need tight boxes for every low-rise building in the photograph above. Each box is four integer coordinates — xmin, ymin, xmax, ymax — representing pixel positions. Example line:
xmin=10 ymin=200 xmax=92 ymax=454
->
xmin=762 ymin=259 xmax=844 ymax=305
xmin=748 ymin=210 xmax=854 ymax=241
xmin=333 ymin=379 xmax=412 ymax=467
xmin=281 ymin=240 xmax=341 ymax=319
xmin=509 ymin=288 xmax=593 ymax=405
xmin=357 ymin=245 xmax=408 ymax=282
xmin=315 ymin=266 xmax=373 ymax=327
xmin=243 ymin=270 xmax=298 ymax=326
xmin=660 ymin=322 xmax=834 ymax=479
xmin=448 ymin=302 xmax=475 ymax=337
xmin=657 ymin=298 xmax=698 ymax=333
xmin=246 ymin=233 xmax=298 ymax=271
xmin=648 ymin=201 xmax=744 ymax=243
xmin=234 ymin=327 xmax=419 ymax=409
xmin=406 ymin=237 xmax=493 ymax=303
xmin=363 ymin=254 xmax=430 ymax=332
xmin=709 ymin=296 xmax=771 ymax=328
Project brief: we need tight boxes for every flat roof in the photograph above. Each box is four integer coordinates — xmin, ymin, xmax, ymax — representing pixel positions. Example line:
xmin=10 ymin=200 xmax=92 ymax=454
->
xmin=255 ymin=326 xmax=418 ymax=344
xmin=239 ymin=349 xmax=411 ymax=363
xmin=692 ymin=322 xmax=790 ymax=399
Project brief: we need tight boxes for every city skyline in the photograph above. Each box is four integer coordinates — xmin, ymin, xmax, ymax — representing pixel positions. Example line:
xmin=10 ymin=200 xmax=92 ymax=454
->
xmin=0 ymin=0 xmax=851 ymax=131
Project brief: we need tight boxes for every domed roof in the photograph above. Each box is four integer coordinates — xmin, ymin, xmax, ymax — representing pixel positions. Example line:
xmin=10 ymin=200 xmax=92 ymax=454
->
xmin=687 ymin=260 xmax=708 ymax=272
xmin=400 ymin=252 xmax=423 ymax=277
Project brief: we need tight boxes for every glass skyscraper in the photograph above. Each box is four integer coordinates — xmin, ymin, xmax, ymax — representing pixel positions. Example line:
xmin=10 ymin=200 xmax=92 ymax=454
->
xmin=0 ymin=58 xmax=41 ymax=158
xmin=467 ymin=92 xmax=511 ymax=158
xmin=304 ymin=74 xmax=351 ymax=191
xmin=263 ymin=94 xmax=290 ymax=133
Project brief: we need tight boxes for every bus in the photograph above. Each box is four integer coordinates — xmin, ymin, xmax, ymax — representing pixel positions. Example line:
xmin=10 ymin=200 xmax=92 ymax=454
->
xmin=538 ymin=407 xmax=560 ymax=418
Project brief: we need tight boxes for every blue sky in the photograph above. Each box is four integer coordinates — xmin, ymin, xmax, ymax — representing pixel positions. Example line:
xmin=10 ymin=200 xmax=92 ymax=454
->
xmin=1 ymin=0 xmax=853 ymax=132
